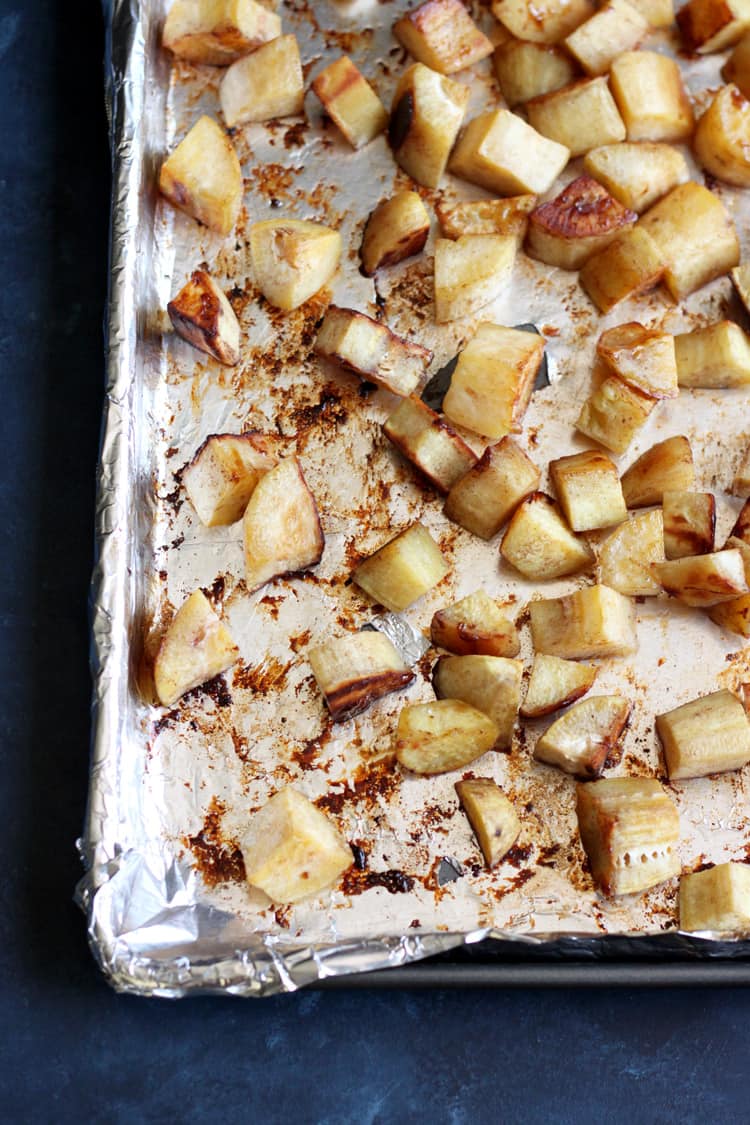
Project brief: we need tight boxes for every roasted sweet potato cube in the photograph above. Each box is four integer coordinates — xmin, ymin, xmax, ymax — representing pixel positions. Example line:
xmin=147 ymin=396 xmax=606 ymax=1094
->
xmin=389 ymin=63 xmax=470 ymax=188
xmin=436 ymin=196 xmax=536 ymax=244
xmin=360 ymin=191 xmax=430 ymax=276
xmin=434 ymin=235 xmax=517 ymax=323
xmin=526 ymin=175 xmax=637 ymax=270
xmin=454 ymin=779 xmax=521 ymax=867
xmin=395 ymin=699 xmax=498 ymax=774
xmin=493 ymin=40 xmax=577 ymax=106
xmin=491 ymin=0 xmax=597 ymax=44
xmin=621 ymin=435 xmax=695 ymax=507
xmin=583 ymin=142 xmax=690 ymax=214
xmin=656 ymin=690 xmax=750 ymax=779
xmin=526 ymin=78 xmax=626 ymax=158
xmin=163 ymin=0 xmax=281 ymax=65
xmin=680 ymin=863 xmax=750 ymax=933
xmin=610 ymin=51 xmax=694 ymax=142
xmin=549 ymin=449 xmax=627 ymax=531
xmin=431 ymin=590 xmax=520 ymax=657
xmin=394 ymin=0 xmax=493 ymax=74
xmin=575 ymin=376 xmax=655 ymax=455
xmin=311 ymin=56 xmax=388 ymax=149
xmin=580 ymin=225 xmax=665 ymax=313
xmin=564 ymin=0 xmax=649 ymax=77
xmin=662 ymin=491 xmax=716 ymax=559
xmin=596 ymin=322 xmax=678 ymax=399
xmin=167 ymin=269 xmax=241 ymax=365
xmin=500 ymin=492 xmax=594 ymax=579
xmin=529 ymin=584 xmax=637 ymax=659
xmin=308 ymin=631 xmax=415 ymax=721
xmin=443 ymin=437 xmax=541 ymax=539
xmin=220 ymin=35 xmax=304 ymax=127
xmin=383 ymin=396 xmax=478 ymax=494
xmin=675 ymin=320 xmax=750 ymax=389
xmin=653 ymin=550 xmax=749 ymax=608
xmin=433 ymin=654 xmax=523 ymax=750
xmin=159 ymin=115 xmax=243 ymax=236
xmin=677 ymin=0 xmax=750 ymax=53
xmin=597 ymin=510 xmax=665 ymax=596
xmin=243 ymin=457 xmax=324 ymax=592
xmin=183 ymin=431 xmax=276 ymax=527
xmin=521 ymin=653 xmax=597 ymax=718
xmin=353 ymin=523 xmax=449 ymax=613
xmin=315 ymin=306 xmax=432 ymax=397
xmin=534 ymin=695 xmax=631 ymax=778
xmin=449 ymin=108 xmax=570 ymax=195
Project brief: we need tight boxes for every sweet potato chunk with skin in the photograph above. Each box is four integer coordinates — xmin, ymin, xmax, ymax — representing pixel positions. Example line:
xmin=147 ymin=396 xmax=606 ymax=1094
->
xmin=183 ymin=432 xmax=276 ymax=527
xmin=583 ymin=143 xmax=690 ymax=214
xmin=575 ymin=376 xmax=655 ymax=455
xmin=159 ymin=116 xmax=242 ymax=236
xmin=653 ymin=549 xmax=749 ymax=607
xmin=526 ymin=176 xmax=637 ymax=270
xmin=656 ymin=690 xmax=750 ymax=779
xmin=610 ymin=52 xmax=694 ymax=143
xmin=694 ymin=84 xmax=750 ymax=188
xmin=394 ymin=0 xmax=493 ymax=74
xmin=597 ymin=510 xmax=664 ymax=596
xmin=383 ymin=396 xmax=478 ymax=494
xmin=436 ymin=196 xmax=536 ymax=244
xmin=433 ymin=655 xmax=523 ymax=751
xmin=353 ymin=523 xmax=449 ymax=613
xmin=677 ymin=0 xmax=750 ymax=53
xmin=433 ymin=235 xmax=517 ymax=323
xmin=493 ymin=41 xmax=577 ymax=107
xmin=163 ymin=0 xmax=281 ymax=66
xmin=431 ymin=591 xmax=520 ymax=657
xmin=723 ymin=31 xmax=750 ymax=97
xmin=500 ymin=492 xmax=594 ymax=580
xmin=580 ymin=225 xmax=665 ymax=313
xmin=243 ymin=457 xmax=324 ymax=592
xmin=550 ymin=450 xmax=627 ymax=532
xmin=455 ymin=779 xmax=520 ymax=868
xmin=596 ymin=323 xmax=678 ymax=400
xmin=526 ymin=78 xmax=626 ymax=158
xmin=662 ymin=492 xmax=715 ymax=559
xmin=308 ymin=631 xmax=415 ymax=722
xmin=443 ymin=437 xmax=541 ymax=539
xmin=491 ymin=0 xmax=597 ymax=44
xmin=639 ymin=182 xmax=740 ymax=301
xmin=530 ymin=584 xmax=637 ymax=659
xmin=389 ymin=63 xmax=470 ymax=189
xmin=443 ymin=323 xmax=544 ymax=439
xmin=449 ymin=109 xmax=570 ymax=195
xmin=534 ymin=695 xmax=631 ymax=778
xmin=220 ymin=35 xmax=304 ymax=127
xmin=564 ymin=0 xmax=649 ymax=77
xmin=168 ymin=269 xmax=240 ymax=366
xmin=250 ymin=219 xmax=341 ymax=311
xmin=576 ymin=778 xmax=680 ymax=896
xmin=521 ymin=654 xmax=597 ymax=718
xmin=311 ymin=56 xmax=388 ymax=149
xmin=395 ymin=699 xmax=499 ymax=774
xmin=360 ymin=192 xmax=430 ymax=276
xmin=241 ymin=788 xmax=351 ymax=904
xmin=315 ymin=306 xmax=432 ymax=397
xmin=675 ymin=321 xmax=750 ymax=389
xmin=621 ymin=436 xmax=695 ymax=508
xmin=154 ymin=590 xmax=240 ymax=707
xmin=680 ymin=863 xmax=750 ymax=933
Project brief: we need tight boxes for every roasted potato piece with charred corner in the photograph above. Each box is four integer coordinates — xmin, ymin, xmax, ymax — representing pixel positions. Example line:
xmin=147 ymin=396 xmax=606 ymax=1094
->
xmin=610 ymin=52 xmax=694 ymax=142
xmin=433 ymin=655 xmax=523 ymax=751
xmin=621 ymin=435 xmax=695 ymax=508
xmin=449 ymin=109 xmax=570 ymax=195
xmin=656 ymin=690 xmax=750 ymax=779
xmin=443 ymin=323 xmax=544 ymax=438
xmin=521 ymin=654 xmax=597 ymax=718
xmin=576 ymin=778 xmax=680 ymax=896
xmin=680 ymin=863 xmax=750 ymax=933
xmin=315 ymin=306 xmax=432 ymax=397
xmin=576 ymin=377 xmax=655 ymax=455
xmin=431 ymin=591 xmax=520 ymax=657
xmin=308 ymin=631 xmax=414 ymax=722
xmin=596 ymin=323 xmax=678 ymax=400
xmin=583 ymin=143 xmax=690 ymax=214
xmin=639 ymin=182 xmax=740 ymax=301
xmin=311 ymin=56 xmax=388 ymax=149
xmin=434 ymin=235 xmax=517 ymax=323
xmin=353 ymin=523 xmax=449 ymax=613
xmin=383 ymin=396 xmax=478 ymax=494
xmin=526 ymin=78 xmax=626 ymax=158
xmin=534 ymin=696 xmax=631 ymax=778
xmin=500 ymin=492 xmax=594 ymax=580
xmin=694 ymin=84 xmax=750 ymax=187
xmin=159 ymin=115 xmax=242 ymax=236
xmin=723 ymin=31 xmax=750 ymax=97
xmin=526 ymin=176 xmax=637 ymax=270
xmin=564 ymin=0 xmax=649 ymax=77
xmin=394 ymin=0 xmax=493 ymax=74
xmin=154 ymin=590 xmax=240 ymax=707
xmin=663 ymin=492 xmax=715 ymax=559
xmin=444 ymin=437 xmax=541 ymax=539
xmin=250 ymin=219 xmax=341 ymax=310
xmin=550 ymin=450 xmax=627 ymax=532
xmin=597 ymin=510 xmax=665 ymax=596
xmin=455 ymin=779 xmax=520 ymax=868
xmin=389 ymin=63 xmax=469 ymax=188
xmin=675 ymin=321 xmax=750 ymax=389
xmin=530 ymin=584 xmax=637 ymax=659
xmin=580 ymin=225 xmax=665 ymax=313
xmin=220 ymin=34 xmax=304 ymax=126
xmin=183 ymin=432 xmax=276 ymax=527
xmin=436 ymin=196 xmax=536 ymax=244
xmin=241 ymin=788 xmax=352 ymax=904
xmin=491 ymin=0 xmax=597 ymax=44
xmin=677 ymin=0 xmax=750 ymax=53
xmin=395 ymin=699 xmax=499 ymax=774
xmin=243 ymin=457 xmax=324 ymax=592
xmin=493 ymin=41 xmax=577 ymax=107
xmin=653 ymin=549 xmax=748 ymax=608
xmin=163 ymin=0 xmax=281 ymax=65
xmin=360 ymin=191 xmax=430 ymax=276
xmin=168 ymin=269 xmax=240 ymax=366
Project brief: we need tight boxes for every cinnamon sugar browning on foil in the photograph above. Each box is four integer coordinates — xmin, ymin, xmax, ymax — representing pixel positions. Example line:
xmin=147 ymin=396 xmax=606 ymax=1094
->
xmin=315 ymin=755 xmax=400 ymax=814
xmin=183 ymin=798 xmax=246 ymax=888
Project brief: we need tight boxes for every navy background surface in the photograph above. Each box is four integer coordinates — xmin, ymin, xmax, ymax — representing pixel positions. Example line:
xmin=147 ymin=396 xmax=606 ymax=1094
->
xmin=1 ymin=3 xmax=748 ymax=1120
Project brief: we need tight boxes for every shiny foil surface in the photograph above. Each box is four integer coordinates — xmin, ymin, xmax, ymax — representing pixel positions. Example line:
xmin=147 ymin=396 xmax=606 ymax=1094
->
xmin=79 ymin=0 xmax=750 ymax=995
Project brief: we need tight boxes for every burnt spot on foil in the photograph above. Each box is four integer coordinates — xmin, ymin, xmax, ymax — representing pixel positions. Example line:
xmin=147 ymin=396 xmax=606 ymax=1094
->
xmin=183 ymin=797 xmax=246 ymax=887
xmin=341 ymin=867 xmax=415 ymax=895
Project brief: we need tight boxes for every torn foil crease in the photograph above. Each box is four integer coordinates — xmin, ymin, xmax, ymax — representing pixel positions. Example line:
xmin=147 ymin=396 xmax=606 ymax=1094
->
xmin=79 ymin=0 xmax=750 ymax=996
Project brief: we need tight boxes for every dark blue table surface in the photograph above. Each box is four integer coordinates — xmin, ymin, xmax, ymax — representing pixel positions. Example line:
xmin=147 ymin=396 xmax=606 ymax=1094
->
xmin=2 ymin=3 xmax=749 ymax=1120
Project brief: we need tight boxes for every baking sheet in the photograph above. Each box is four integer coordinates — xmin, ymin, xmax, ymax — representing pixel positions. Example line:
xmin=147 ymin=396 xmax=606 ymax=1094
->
xmin=79 ymin=0 xmax=750 ymax=996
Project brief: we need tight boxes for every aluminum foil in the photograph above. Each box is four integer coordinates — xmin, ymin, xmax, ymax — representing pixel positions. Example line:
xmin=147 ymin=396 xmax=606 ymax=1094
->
xmin=79 ymin=0 xmax=750 ymax=996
